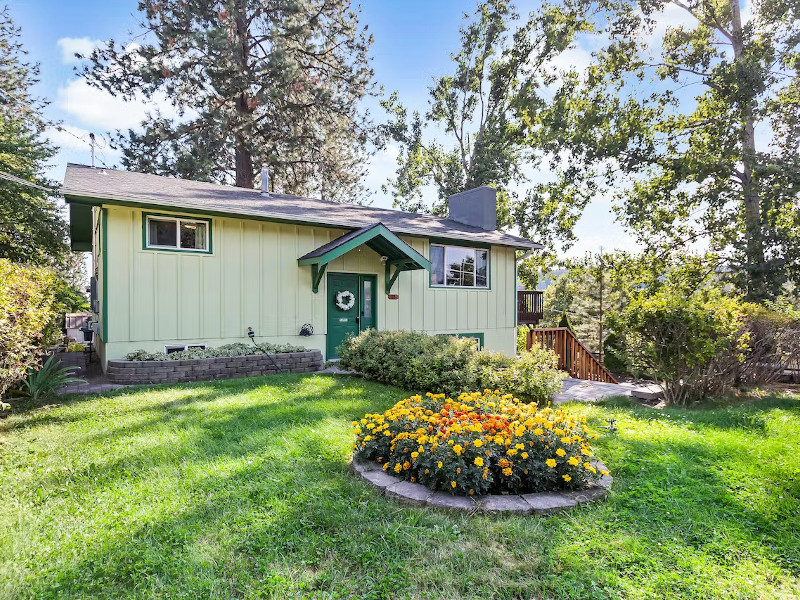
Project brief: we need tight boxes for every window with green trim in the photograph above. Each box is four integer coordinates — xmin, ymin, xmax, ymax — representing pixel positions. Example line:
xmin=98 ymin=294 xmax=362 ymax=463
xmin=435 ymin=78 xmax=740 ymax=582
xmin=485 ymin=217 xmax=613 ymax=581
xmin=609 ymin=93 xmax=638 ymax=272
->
xmin=430 ymin=244 xmax=488 ymax=288
xmin=144 ymin=214 xmax=210 ymax=252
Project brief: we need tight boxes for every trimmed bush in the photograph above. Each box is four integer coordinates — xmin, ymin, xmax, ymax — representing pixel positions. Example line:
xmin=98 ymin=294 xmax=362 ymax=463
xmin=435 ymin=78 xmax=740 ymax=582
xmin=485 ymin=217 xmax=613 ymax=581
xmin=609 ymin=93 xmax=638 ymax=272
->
xmin=338 ymin=330 xmax=565 ymax=404
xmin=353 ymin=390 xmax=607 ymax=496
xmin=125 ymin=342 xmax=308 ymax=362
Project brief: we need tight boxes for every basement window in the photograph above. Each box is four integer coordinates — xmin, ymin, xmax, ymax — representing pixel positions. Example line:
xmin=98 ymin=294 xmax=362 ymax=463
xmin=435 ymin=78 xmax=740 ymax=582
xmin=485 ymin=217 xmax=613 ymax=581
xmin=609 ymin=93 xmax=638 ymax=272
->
xmin=430 ymin=244 xmax=489 ymax=288
xmin=144 ymin=214 xmax=211 ymax=252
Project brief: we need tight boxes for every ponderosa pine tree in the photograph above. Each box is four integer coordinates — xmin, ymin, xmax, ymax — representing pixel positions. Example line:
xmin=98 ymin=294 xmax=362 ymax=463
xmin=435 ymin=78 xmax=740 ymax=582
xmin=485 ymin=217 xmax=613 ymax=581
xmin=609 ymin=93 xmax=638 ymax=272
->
xmin=81 ymin=0 xmax=378 ymax=200
xmin=0 ymin=6 xmax=67 ymax=265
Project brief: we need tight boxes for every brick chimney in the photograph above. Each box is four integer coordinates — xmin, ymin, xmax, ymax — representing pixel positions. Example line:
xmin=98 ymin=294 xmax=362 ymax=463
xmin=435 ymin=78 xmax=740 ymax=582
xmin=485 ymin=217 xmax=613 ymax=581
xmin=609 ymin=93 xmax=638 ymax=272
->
xmin=447 ymin=186 xmax=497 ymax=231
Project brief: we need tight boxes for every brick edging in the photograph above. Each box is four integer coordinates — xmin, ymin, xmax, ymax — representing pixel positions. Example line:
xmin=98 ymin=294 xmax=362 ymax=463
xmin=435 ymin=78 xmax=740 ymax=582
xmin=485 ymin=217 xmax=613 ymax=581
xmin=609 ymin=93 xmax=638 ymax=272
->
xmin=352 ymin=458 xmax=612 ymax=514
xmin=106 ymin=350 xmax=324 ymax=384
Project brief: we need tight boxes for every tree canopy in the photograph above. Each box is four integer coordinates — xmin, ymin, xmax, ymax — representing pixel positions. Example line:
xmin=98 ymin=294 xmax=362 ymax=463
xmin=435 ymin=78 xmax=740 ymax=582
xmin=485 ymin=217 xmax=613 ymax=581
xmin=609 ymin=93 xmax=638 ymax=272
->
xmin=82 ymin=0 xmax=379 ymax=200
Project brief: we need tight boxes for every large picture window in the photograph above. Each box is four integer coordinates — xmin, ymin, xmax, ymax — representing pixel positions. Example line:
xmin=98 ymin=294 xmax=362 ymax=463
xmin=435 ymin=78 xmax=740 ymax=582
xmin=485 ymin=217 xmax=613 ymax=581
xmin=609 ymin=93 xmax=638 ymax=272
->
xmin=430 ymin=244 xmax=489 ymax=288
xmin=144 ymin=214 xmax=211 ymax=253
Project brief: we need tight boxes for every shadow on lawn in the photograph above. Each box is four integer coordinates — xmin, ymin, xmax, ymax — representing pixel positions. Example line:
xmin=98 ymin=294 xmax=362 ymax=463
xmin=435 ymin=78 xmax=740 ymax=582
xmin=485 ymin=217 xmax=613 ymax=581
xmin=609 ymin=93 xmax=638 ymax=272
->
xmin=15 ymin=380 xmax=800 ymax=599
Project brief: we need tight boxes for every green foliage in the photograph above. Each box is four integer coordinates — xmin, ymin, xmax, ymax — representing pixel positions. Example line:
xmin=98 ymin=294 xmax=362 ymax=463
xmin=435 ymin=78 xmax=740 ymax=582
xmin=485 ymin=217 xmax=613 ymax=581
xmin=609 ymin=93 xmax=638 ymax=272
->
xmin=353 ymin=390 xmax=603 ymax=496
xmin=0 ymin=8 xmax=68 ymax=265
xmin=533 ymin=0 xmax=800 ymax=300
xmin=82 ymin=0 xmax=378 ymax=199
xmin=609 ymin=285 xmax=747 ymax=405
xmin=0 ymin=259 xmax=60 ymax=401
xmin=124 ymin=342 xmax=309 ymax=362
xmin=66 ymin=343 xmax=85 ymax=353
xmin=381 ymin=0 xmax=592 ymax=254
xmin=557 ymin=311 xmax=573 ymax=330
xmin=338 ymin=329 xmax=564 ymax=404
xmin=21 ymin=354 xmax=84 ymax=401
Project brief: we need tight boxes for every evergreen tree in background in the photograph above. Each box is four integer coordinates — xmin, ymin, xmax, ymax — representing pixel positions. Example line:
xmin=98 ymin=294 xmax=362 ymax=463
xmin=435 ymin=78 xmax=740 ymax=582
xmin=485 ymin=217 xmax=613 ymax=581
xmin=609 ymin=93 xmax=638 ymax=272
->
xmin=82 ymin=0 xmax=379 ymax=201
xmin=0 ymin=6 xmax=68 ymax=265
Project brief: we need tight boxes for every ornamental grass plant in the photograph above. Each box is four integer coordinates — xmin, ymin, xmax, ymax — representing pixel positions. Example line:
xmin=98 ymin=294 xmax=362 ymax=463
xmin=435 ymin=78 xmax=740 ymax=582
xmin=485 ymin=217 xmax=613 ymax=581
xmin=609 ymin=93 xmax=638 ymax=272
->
xmin=353 ymin=390 xmax=607 ymax=496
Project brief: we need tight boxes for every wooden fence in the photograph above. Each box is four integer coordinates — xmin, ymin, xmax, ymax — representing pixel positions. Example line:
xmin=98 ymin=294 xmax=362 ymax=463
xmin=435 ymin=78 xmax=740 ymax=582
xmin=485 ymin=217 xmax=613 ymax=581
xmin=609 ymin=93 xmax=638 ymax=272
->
xmin=526 ymin=327 xmax=618 ymax=384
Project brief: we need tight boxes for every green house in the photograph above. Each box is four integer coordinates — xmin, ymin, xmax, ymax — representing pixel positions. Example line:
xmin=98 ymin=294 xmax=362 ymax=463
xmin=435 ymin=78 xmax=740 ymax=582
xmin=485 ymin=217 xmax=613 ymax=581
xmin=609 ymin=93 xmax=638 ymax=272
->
xmin=63 ymin=164 xmax=541 ymax=369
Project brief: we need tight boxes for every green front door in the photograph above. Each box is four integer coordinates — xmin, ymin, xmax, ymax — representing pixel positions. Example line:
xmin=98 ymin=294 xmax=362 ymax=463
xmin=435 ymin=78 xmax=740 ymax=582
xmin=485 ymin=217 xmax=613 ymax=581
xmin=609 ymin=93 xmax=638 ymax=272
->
xmin=327 ymin=272 xmax=377 ymax=359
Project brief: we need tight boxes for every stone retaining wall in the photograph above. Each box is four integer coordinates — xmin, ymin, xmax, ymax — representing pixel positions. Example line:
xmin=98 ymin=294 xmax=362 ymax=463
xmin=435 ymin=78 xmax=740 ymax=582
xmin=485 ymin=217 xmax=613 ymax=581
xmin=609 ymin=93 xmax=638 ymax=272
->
xmin=106 ymin=350 xmax=324 ymax=384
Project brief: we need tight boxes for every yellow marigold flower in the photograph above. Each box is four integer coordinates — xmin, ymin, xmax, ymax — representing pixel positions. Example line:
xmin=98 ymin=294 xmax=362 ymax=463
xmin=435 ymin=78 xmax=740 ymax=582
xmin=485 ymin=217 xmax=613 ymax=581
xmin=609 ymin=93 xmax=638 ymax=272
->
xmin=583 ymin=462 xmax=591 ymax=469
xmin=410 ymin=476 xmax=416 ymax=482
xmin=453 ymin=444 xmax=463 ymax=456
xmin=533 ymin=428 xmax=544 ymax=436
xmin=502 ymin=467 xmax=512 ymax=476
xmin=589 ymin=466 xmax=597 ymax=474
xmin=469 ymin=489 xmax=474 ymax=495
xmin=556 ymin=448 xmax=566 ymax=457
xmin=562 ymin=474 xmax=572 ymax=482
xmin=600 ymin=470 xmax=610 ymax=476
xmin=515 ymin=427 xmax=525 ymax=437
xmin=437 ymin=461 xmax=443 ymax=468
xmin=546 ymin=458 xmax=557 ymax=468
xmin=581 ymin=448 xmax=593 ymax=457
xmin=474 ymin=457 xmax=484 ymax=467
xmin=354 ymin=428 xmax=362 ymax=435
xmin=411 ymin=451 xmax=419 ymax=459
xmin=560 ymin=437 xmax=572 ymax=444
xmin=383 ymin=463 xmax=389 ymax=471
xmin=507 ymin=449 xmax=518 ymax=457
xmin=351 ymin=421 xmax=358 ymax=427
xmin=498 ymin=458 xmax=511 ymax=468
xmin=394 ymin=463 xmax=402 ymax=473
xmin=451 ymin=481 xmax=457 ymax=488
xmin=568 ymin=457 xmax=580 ymax=466
xmin=403 ymin=462 xmax=410 ymax=470
xmin=473 ymin=439 xmax=483 ymax=448
xmin=521 ymin=452 xmax=529 ymax=459
xmin=515 ymin=443 xmax=524 ymax=450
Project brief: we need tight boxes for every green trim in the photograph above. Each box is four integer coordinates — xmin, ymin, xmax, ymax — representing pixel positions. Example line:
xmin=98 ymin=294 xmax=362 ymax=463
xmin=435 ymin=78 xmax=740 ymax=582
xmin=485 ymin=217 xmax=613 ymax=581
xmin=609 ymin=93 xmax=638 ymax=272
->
xmin=311 ymin=263 xmax=327 ymax=294
xmin=455 ymin=332 xmax=484 ymax=350
xmin=101 ymin=207 xmax=108 ymax=342
xmin=64 ymin=193 xmax=536 ymax=251
xmin=141 ymin=212 xmax=213 ymax=254
xmin=428 ymin=243 xmax=492 ymax=291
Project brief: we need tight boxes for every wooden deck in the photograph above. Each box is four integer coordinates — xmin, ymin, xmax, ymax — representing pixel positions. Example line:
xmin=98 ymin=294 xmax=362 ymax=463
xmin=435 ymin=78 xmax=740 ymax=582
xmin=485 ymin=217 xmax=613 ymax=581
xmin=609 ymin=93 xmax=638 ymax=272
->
xmin=526 ymin=327 xmax=618 ymax=384
xmin=517 ymin=290 xmax=544 ymax=326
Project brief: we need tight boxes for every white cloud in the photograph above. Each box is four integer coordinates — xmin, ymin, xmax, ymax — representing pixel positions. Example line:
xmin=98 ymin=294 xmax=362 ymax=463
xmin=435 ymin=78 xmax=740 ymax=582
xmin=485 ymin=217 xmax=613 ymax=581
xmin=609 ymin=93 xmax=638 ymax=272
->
xmin=57 ymin=37 xmax=102 ymax=64
xmin=45 ymin=124 xmax=93 ymax=151
xmin=56 ymin=79 xmax=185 ymax=132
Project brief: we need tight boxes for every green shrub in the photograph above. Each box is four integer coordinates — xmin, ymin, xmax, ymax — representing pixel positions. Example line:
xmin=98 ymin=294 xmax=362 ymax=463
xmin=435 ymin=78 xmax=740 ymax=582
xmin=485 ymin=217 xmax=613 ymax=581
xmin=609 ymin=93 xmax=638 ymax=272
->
xmin=21 ymin=354 xmax=84 ymax=400
xmin=124 ymin=342 xmax=308 ymax=362
xmin=66 ymin=342 xmax=85 ymax=352
xmin=0 ymin=259 xmax=60 ymax=405
xmin=353 ymin=390 xmax=606 ymax=496
xmin=609 ymin=286 xmax=746 ymax=405
xmin=338 ymin=330 xmax=565 ymax=404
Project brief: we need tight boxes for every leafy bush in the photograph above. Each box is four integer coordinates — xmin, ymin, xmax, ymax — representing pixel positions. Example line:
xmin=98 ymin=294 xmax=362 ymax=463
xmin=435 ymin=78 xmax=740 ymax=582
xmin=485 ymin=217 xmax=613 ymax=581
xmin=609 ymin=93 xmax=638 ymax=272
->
xmin=21 ymin=354 xmax=84 ymax=400
xmin=66 ymin=342 xmax=85 ymax=352
xmin=353 ymin=390 xmax=607 ymax=496
xmin=608 ymin=286 xmax=746 ymax=405
xmin=124 ymin=342 xmax=309 ymax=362
xmin=338 ymin=330 xmax=565 ymax=404
xmin=0 ymin=259 xmax=60 ymax=404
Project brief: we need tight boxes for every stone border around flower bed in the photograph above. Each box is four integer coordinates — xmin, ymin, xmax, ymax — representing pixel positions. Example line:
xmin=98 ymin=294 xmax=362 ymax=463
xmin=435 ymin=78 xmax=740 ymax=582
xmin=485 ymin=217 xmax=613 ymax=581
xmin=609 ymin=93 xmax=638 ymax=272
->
xmin=106 ymin=350 xmax=324 ymax=384
xmin=352 ymin=457 xmax=612 ymax=515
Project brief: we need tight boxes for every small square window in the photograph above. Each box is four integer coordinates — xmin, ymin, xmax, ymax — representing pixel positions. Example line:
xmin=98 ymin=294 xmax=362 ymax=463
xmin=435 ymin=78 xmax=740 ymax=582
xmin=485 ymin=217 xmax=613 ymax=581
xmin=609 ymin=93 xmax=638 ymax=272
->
xmin=180 ymin=221 xmax=207 ymax=250
xmin=430 ymin=244 xmax=489 ymax=288
xmin=149 ymin=218 xmax=177 ymax=247
xmin=145 ymin=214 xmax=211 ymax=253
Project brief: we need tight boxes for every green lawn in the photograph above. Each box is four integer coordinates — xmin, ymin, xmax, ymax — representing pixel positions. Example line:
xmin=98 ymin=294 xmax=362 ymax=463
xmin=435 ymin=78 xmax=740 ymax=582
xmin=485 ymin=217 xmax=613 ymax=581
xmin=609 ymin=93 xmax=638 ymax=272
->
xmin=1 ymin=375 xmax=798 ymax=600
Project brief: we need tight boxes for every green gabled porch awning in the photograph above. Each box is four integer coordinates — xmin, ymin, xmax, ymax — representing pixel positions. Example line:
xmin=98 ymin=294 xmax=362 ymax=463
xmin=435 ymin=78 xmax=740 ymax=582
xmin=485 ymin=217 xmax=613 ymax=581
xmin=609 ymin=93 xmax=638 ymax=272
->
xmin=298 ymin=222 xmax=431 ymax=294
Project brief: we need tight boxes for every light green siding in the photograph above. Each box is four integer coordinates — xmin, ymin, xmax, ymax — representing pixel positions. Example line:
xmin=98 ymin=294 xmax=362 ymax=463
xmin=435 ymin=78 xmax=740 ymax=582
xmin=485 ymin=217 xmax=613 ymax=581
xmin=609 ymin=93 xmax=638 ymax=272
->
xmin=100 ymin=205 xmax=518 ymax=366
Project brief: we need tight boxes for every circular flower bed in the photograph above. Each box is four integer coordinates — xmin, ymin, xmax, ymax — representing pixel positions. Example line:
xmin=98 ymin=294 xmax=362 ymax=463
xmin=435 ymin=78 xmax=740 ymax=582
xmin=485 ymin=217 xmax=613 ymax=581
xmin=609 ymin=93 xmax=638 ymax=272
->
xmin=352 ymin=390 xmax=609 ymax=497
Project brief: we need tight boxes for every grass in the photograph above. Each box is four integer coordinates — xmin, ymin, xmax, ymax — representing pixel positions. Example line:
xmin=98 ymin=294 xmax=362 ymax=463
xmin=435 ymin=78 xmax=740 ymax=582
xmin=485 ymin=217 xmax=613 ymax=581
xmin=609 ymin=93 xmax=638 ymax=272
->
xmin=0 ymin=374 xmax=798 ymax=599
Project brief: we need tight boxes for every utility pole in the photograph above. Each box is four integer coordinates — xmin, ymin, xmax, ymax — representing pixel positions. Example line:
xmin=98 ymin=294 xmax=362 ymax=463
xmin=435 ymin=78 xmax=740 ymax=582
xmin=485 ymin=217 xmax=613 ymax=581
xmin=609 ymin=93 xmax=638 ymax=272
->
xmin=598 ymin=249 xmax=604 ymax=365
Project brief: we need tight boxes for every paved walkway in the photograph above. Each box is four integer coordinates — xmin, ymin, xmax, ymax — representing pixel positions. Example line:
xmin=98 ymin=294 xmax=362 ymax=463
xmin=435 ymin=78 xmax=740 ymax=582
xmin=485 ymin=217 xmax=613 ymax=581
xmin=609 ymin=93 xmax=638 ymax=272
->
xmin=554 ymin=378 xmax=662 ymax=404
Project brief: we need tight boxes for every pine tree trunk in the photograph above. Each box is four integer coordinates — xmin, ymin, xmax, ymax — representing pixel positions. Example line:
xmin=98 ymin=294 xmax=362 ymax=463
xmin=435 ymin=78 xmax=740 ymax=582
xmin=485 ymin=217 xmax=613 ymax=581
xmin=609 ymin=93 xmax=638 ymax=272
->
xmin=730 ymin=0 xmax=767 ymax=300
xmin=233 ymin=1 xmax=255 ymax=189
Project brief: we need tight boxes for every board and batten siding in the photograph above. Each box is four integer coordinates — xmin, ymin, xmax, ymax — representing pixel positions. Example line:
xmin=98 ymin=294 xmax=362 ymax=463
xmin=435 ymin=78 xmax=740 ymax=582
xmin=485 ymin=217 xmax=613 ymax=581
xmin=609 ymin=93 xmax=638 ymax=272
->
xmin=99 ymin=205 xmax=518 ymax=364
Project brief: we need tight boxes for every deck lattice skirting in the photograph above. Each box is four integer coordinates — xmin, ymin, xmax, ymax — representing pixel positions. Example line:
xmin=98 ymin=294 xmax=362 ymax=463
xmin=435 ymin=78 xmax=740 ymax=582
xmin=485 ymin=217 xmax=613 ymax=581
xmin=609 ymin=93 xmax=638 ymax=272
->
xmin=106 ymin=350 xmax=324 ymax=384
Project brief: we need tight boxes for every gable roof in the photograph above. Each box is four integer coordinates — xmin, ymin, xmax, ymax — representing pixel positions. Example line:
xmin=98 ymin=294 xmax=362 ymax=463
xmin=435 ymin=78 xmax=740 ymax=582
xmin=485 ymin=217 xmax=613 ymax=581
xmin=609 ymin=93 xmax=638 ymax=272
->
xmin=62 ymin=164 xmax=541 ymax=250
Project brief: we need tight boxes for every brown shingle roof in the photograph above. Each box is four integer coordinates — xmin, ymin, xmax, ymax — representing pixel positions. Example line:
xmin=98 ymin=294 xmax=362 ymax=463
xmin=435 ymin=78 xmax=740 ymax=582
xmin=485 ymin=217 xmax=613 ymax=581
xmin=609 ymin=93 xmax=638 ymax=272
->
xmin=62 ymin=164 xmax=541 ymax=250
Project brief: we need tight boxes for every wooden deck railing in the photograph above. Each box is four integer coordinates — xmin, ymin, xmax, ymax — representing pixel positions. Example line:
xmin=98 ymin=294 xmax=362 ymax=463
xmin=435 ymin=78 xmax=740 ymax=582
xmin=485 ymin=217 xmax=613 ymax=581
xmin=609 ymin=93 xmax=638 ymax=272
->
xmin=526 ymin=327 xmax=618 ymax=384
xmin=517 ymin=290 xmax=544 ymax=326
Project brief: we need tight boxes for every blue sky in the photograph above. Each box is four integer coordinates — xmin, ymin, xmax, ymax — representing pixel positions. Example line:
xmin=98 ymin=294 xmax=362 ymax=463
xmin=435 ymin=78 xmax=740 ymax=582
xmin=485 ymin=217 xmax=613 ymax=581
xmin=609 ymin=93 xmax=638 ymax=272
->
xmin=6 ymin=0 xmax=708 ymax=257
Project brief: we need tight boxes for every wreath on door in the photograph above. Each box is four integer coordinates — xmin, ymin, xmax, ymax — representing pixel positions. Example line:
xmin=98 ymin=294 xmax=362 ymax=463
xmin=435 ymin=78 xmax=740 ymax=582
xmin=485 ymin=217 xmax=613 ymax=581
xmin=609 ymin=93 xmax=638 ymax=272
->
xmin=335 ymin=290 xmax=356 ymax=311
